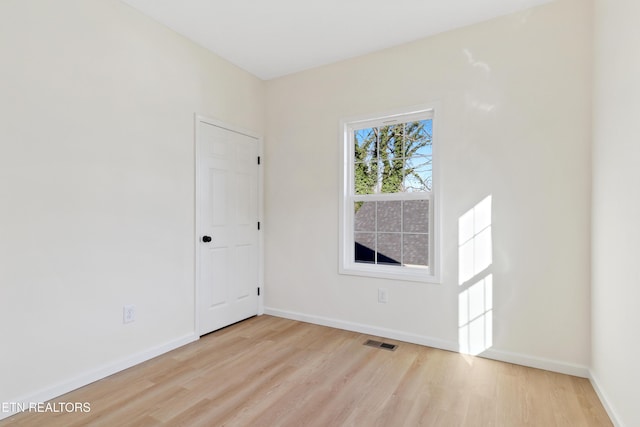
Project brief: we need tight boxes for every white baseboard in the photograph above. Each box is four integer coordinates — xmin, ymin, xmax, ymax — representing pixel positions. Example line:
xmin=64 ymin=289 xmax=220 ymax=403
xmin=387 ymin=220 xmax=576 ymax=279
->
xmin=479 ymin=348 xmax=588 ymax=378
xmin=0 ymin=333 xmax=198 ymax=422
xmin=264 ymin=307 xmax=589 ymax=378
xmin=589 ymin=371 xmax=622 ymax=427
xmin=264 ymin=307 xmax=458 ymax=352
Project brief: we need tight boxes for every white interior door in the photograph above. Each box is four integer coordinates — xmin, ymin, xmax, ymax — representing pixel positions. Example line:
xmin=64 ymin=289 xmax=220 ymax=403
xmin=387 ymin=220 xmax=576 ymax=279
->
xmin=197 ymin=118 xmax=259 ymax=335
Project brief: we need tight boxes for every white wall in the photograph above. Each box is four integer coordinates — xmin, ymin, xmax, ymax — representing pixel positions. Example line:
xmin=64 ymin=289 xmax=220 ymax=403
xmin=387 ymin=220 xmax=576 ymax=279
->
xmin=265 ymin=0 xmax=592 ymax=372
xmin=0 ymin=0 xmax=264 ymax=407
xmin=2 ymin=0 xmax=618 ymax=419
xmin=592 ymin=0 xmax=640 ymax=425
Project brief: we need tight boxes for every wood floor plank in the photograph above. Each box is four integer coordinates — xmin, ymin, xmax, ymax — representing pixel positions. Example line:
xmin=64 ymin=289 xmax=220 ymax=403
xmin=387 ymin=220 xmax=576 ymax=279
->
xmin=1 ymin=316 xmax=612 ymax=427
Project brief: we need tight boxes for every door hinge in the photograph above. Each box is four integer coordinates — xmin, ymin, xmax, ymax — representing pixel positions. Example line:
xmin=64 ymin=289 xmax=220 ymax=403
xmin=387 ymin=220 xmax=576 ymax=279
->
xmin=257 ymin=221 xmax=261 ymax=230
xmin=257 ymin=156 xmax=261 ymax=165
xmin=257 ymin=287 xmax=260 ymax=296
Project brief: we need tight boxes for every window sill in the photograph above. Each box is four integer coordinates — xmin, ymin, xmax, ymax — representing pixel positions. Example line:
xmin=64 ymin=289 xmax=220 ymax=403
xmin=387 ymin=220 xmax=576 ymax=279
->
xmin=339 ymin=262 xmax=440 ymax=283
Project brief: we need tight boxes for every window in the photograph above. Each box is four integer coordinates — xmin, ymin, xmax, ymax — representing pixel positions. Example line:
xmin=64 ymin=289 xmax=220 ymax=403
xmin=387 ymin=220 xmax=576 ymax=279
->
xmin=339 ymin=106 xmax=439 ymax=282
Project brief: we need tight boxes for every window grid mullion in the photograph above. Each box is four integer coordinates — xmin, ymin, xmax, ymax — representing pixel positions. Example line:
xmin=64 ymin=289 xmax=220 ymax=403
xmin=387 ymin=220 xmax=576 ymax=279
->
xmin=400 ymin=200 xmax=404 ymax=266
xmin=374 ymin=201 xmax=378 ymax=265
xmin=352 ymin=193 xmax=431 ymax=202
xmin=376 ymin=127 xmax=381 ymax=194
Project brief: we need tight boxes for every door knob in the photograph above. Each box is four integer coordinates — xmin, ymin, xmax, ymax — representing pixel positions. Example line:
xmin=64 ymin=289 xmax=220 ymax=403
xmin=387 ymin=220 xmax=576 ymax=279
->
xmin=202 ymin=235 xmax=212 ymax=243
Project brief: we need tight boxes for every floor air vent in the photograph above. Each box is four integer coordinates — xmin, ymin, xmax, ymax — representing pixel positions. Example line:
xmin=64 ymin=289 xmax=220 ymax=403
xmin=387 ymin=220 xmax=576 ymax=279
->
xmin=364 ymin=339 xmax=398 ymax=351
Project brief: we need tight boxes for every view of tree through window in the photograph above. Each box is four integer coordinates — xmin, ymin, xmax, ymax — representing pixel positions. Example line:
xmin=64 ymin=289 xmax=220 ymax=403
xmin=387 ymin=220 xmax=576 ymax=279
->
xmin=352 ymin=119 xmax=433 ymax=267
xmin=354 ymin=120 xmax=432 ymax=195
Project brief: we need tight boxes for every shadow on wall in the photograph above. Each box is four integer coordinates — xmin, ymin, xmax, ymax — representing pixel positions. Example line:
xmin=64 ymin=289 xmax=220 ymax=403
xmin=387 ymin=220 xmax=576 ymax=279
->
xmin=458 ymin=195 xmax=493 ymax=355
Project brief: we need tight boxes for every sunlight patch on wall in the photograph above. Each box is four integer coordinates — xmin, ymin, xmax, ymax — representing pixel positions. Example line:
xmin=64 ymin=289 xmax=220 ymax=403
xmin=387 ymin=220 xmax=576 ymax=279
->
xmin=459 ymin=274 xmax=493 ymax=355
xmin=458 ymin=195 xmax=492 ymax=285
xmin=463 ymin=48 xmax=491 ymax=74
xmin=458 ymin=195 xmax=493 ymax=355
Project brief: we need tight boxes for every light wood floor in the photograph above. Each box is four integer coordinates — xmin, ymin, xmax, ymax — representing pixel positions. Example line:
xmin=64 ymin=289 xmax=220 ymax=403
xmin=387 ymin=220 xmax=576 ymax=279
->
xmin=2 ymin=315 xmax=611 ymax=426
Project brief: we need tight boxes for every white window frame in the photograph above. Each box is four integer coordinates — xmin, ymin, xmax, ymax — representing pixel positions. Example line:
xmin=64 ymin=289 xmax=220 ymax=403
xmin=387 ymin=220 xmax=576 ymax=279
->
xmin=339 ymin=104 xmax=441 ymax=283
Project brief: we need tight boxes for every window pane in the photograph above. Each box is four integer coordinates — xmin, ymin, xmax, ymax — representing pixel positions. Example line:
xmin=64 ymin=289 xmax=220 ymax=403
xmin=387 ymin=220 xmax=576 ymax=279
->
xmin=403 ymin=120 xmax=432 ymax=156
xmin=354 ymin=127 xmax=379 ymax=195
xmin=377 ymin=233 xmax=401 ymax=265
xmin=355 ymin=233 xmax=376 ymax=264
xmin=379 ymin=125 xmax=404 ymax=161
xmin=354 ymin=202 xmax=376 ymax=232
xmin=414 ymin=142 xmax=433 ymax=157
xmin=403 ymin=200 xmax=429 ymax=233
xmin=403 ymin=156 xmax=432 ymax=192
xmin=354 ymin=128 xmax=377 ymax=163
xmin=379 ymin=157 xmax=404 ymax=193
xmin=354 ymin=161 xmax=378 ymax=195
xmin=403 ymin=234 xmax=429 ymax=267
xmin=377 ymin=201 xmax=401 ymax=232
xmin=376 ymin=124 xmax=404 ymax=194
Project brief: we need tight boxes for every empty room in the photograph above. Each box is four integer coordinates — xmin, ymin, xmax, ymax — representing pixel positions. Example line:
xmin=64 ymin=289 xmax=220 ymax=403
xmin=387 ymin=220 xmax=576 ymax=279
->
xmin=0 ymin=0 xmax=637 ymax=425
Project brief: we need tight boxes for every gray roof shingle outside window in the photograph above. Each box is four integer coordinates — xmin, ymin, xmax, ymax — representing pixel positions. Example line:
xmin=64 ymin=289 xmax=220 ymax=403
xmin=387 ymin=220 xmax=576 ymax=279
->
xmin=354 ymin=200 xmax=429 ymax=266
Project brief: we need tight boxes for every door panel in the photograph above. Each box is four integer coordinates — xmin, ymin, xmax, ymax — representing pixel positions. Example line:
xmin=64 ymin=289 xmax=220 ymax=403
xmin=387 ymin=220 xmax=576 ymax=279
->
xmin=197 ymin=120 xmax=259 ymax=335
xmin=209 ymin=169 xmax=227 ymax=226
xmin=209 ymin=248 xmax=229 ymax=307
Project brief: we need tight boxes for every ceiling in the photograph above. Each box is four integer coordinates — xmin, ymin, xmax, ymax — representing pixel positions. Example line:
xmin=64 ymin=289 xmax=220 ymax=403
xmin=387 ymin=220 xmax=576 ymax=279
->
xmin=121 ymin=0 xmax=553 ymax=80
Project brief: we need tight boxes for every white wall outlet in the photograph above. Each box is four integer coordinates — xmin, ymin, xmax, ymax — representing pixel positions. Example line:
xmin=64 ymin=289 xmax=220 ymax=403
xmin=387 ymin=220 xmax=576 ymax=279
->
xmin=123 ymin=304 xmax=136 ymax=324
xmin=378 ymin=288 xmax=389 ymax=304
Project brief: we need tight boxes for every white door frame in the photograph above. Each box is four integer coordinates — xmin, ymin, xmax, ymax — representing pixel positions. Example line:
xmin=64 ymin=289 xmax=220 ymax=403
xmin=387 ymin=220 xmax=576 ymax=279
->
xmin=194 ymin=114 xmax=264 ymax=335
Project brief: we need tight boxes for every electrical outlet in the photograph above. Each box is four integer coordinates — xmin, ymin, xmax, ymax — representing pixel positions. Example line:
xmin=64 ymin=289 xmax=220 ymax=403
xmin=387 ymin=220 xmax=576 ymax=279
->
xmin=123 ymin=305 xmax=136 ymax=324
xmin=378 ymin=288 xmax=389 ymax=304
